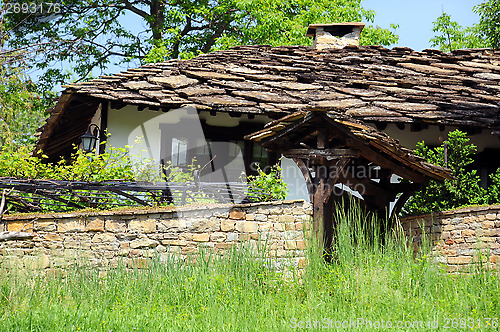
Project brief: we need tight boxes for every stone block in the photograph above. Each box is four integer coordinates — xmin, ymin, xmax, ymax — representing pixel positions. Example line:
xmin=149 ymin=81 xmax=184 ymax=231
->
xmin=210 ymin=232 xmax=226 ymax=242
xmin=192 ymin=233 xmax=209 ymax=242
xmin=7 ymin=220 xmax=34 ymax=233
xmin=267 ymin=208 xmax=282 ymax=215
xmin=157 ymin=219 xmax=187 ymax=232
xmin=295 ymin=223 xmax=303 ymax=231
xmin=483 ymin=221 xmax=495 ymax=229
xmin=181 ymin=246 xmax=199 ymax=255
xmin=245 ymin=214 xmax=256 ymax=221
xmin=255 ymin=214 xmax=267 ymax=222
xmin=45 ymin=233 xmax=63 ymax=241
xmin=221 ymin=219 xmax=236 ymax=232
xmin=106 ymin=220 xmax=126 ymax=233
xmin=35 ymin=220 xmax=56 ymax=232
xmin=296 ymin=240 xmax=307 ymax=250
xmin=226 ymin=233 xmax=238 ymax=242
xmin=229 ymin=210 xmax=245 ymax=220
xmin=447 ymin=256 xmax=472 ymax=264
xmin=92 ymin=233 xmax=117 ymax=243
xmin=285 ymin=240 xmax=296 ymax=250
xmin=58 ymin=219 xmax=85 ymax=233
xmin=235 ymin=221 xmax=257 ymax=233
xmin=486 ymin=213 xmax=496 ymax=221
xmin=258 ymin=222 xmax=272 ymax=232
xmin=189 ymin=218 xmax=219 ymax=232
xmin=443 ymin=224 xmax=455 ymax=231
xmin=127 ymin=258 xmax=150 ymax=269
xmin=130 ymin=238 xmax=158 ymax=249
xmin=85 ymin=217 xmax=104 ymax=232
xmin=462 ymin=229 xmax=475 ymax=237
xmin=239 ymin=233 xmax=251 ymax=241
xmin=215 ymin=243 xmax=234 ymax=250
xmin=178 ymin=233 xmax=193 ymax=241
xmin=23 ymin=254 xmax=50 ymax=269
xmin=129 ymin=218 xmax=156 ymax=233
xmin=298 ymin=257 xmax=308 ymax=268
xmin=278 ymin=215 xmax=294 ymax=223
xmin=161 ymin=239 xmax=187 ymax=246
xmin=274 ymin=223 xmax=285 ymax=231
xmin=292 ymin=208 xmax=305 ymax=215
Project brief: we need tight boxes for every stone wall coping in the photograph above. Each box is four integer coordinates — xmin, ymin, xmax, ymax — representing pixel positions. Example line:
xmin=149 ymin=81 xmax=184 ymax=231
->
xmin=1 ymin=199 xmax=308 ymax=222
xmin=400 ymin=204 xmax=500 ymax=222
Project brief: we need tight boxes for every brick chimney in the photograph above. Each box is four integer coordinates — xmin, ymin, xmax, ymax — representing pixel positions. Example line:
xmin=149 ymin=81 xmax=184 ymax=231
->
xmin=306 ymin=22 xmax=365 ymax=50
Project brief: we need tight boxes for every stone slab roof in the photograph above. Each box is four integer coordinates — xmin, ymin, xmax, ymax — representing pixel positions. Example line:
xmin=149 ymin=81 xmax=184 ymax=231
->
xmin=61 ymin=45 xmax=500 ymax=127
xmin=36 ymin=44 xmax=500 ymax=159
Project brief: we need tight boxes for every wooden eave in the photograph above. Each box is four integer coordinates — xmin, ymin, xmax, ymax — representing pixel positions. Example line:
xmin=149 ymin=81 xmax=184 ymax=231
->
xmin=245 ymin=110 xmax=454 ymax=183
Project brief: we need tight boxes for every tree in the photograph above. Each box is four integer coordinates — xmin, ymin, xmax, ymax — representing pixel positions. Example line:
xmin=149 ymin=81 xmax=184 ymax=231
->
xmin=429 ymin=13 xmax=486 ymax=52
xmin=0 ymin=20 xmax=54 ymax=149
xmin=430 ymin=0 xmax=499 ymax=51
xmin=402 ymin=130 xmax=500 ymax=216
xmin=474 ymin=0 xmax=500 ymax=49
xmin=3 ymin=0 xmax=398 ymax=87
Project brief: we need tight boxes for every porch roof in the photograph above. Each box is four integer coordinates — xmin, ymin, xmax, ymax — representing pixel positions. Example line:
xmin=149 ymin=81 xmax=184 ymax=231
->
xmin=245 ymin=110 xmax=454 ymax=183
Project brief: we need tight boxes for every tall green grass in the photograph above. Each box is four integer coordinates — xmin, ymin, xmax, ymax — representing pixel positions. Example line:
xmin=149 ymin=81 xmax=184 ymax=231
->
xmin=0 ymin=202 xmax=498 ymax=331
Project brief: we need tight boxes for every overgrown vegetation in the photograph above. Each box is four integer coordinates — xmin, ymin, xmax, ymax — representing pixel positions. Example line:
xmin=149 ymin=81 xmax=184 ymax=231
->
xmin=0 ymin=203 xmax=498 ymax=331
xmin=247 ymin=162 xmax=288 ymax=202
xmin=0 ymin=141 xmax=288 ymax=213
xmin=404 ymin=130 xmax=500 ymax=215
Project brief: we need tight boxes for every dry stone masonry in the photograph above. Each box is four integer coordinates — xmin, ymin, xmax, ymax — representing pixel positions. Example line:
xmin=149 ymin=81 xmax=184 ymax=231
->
xmin=0 ymin=200 xmax=311 ymax=271
xmin=2 ymin=200 xmax=500 ymax=272
xmin=400 ymin=205 xmax=500 ymax=272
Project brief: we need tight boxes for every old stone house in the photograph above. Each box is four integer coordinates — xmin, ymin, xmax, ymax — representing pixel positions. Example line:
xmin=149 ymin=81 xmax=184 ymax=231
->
xmin=35 ymin=23 xmax=500 ymax=202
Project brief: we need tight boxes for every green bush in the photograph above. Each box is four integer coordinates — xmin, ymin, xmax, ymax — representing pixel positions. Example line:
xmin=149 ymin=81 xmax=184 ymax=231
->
xmin=247 ymin=162 xmax=288 ymax=202
xmin=404 ymin=130 xmax=500 ymax=215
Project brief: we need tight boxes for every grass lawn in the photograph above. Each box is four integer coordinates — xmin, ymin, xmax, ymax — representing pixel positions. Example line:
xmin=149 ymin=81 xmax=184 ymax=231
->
xmin=0 ymin=206 xmax=498 ymax=331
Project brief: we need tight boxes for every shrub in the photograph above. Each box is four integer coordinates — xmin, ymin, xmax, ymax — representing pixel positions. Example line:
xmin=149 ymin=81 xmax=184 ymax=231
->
xmin=247 ymin=162 xmax=288 ymax=202
xmin=403 ymin=130 xmax=499 ymax=215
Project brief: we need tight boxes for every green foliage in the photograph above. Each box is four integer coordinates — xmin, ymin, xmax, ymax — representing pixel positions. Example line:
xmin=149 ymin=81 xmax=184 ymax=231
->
xmin=0 ymin=65 xmax=54 ymax=149
xmin=474 ymin=0 xmax=500 ymax=49
xmin=3 ymin=0 xmax=398 ymax=87
xmin=488 ymin=168 xmax=500 ymax=203
xmin=162 ymin=158 xmax=200 ymax=183
xmin=430 ymin=0 xmax=500 ymax=51
xmin=403 ymin=130 xmax=500 ymax=215
xmin=0 ymin=143 xmax=135 ymax=181
xmin=429 ymin=13 xmax=486 ymax=52
xmin=247 ymin=162 xmax=288 ymax=201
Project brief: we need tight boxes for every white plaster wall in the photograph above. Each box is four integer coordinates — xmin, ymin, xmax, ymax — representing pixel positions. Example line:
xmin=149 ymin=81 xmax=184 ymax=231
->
xmin=281 ymin=157 xmax=309 ymax=201
xmin=106 ymin=104 xmax=164 ymax=163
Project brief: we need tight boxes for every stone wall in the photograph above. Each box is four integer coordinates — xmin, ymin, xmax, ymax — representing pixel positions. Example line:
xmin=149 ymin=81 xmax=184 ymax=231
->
xmin=0 ymin=200 xmax=312 ymax=271
xmin=400 ymin=205 xmax=500 ymax=271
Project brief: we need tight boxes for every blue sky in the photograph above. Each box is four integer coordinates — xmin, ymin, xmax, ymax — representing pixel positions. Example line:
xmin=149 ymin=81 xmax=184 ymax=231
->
xmin=364 ymin=0 xmax=483 ymax=50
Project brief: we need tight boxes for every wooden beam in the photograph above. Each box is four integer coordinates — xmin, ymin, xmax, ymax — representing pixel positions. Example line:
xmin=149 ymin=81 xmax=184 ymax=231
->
xmin=260 ymin=112 xmax=315 ymax=147
xmin=323 ymin=157 xmax=351 ymax=203
xmin=283 ymin=148 xmax=359 ymax=158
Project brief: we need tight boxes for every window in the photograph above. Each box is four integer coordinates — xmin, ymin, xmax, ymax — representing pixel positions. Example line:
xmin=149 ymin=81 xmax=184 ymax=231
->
xmin=171 ymin=138 xmax=188 ymax=166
